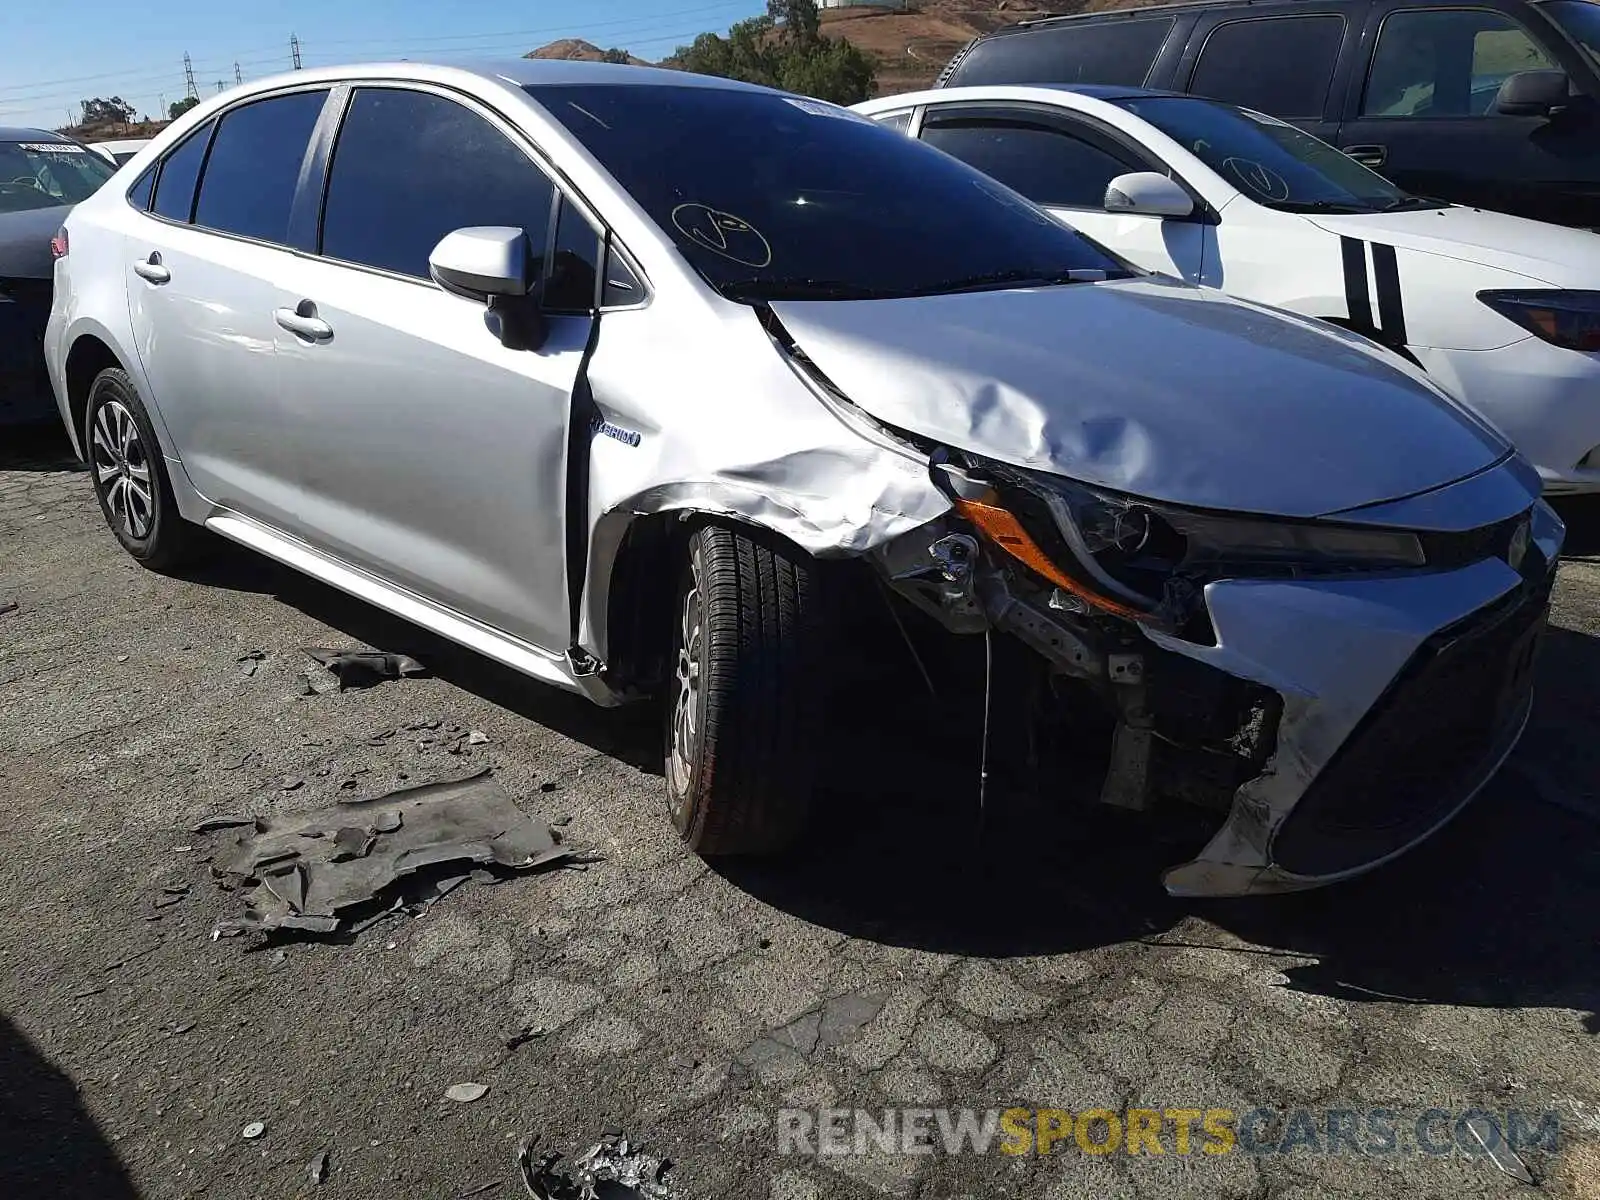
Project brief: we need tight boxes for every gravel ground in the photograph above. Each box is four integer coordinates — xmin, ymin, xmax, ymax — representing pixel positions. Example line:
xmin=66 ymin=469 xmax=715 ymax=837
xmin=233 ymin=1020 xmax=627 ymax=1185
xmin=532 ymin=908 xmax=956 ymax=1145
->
xmin=1 ymin=423 xmax=1597 ymax=1200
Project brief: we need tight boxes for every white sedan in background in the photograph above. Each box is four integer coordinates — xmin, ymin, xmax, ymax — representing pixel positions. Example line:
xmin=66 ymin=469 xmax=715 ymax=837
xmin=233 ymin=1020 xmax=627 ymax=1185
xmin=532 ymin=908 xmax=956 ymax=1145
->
xmin=88 ymin=138 xmax=151 ymax=167
xmin=857 ymin=85 xmax=1600 ymax=494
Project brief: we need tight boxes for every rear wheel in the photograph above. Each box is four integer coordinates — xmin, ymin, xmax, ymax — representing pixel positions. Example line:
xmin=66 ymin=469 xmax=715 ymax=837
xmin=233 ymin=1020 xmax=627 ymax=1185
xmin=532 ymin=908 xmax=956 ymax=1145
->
xmin=85 ymin=367 xmax=198 ymax=571
xmin=665 ymin=524 xmax=832 ymax=856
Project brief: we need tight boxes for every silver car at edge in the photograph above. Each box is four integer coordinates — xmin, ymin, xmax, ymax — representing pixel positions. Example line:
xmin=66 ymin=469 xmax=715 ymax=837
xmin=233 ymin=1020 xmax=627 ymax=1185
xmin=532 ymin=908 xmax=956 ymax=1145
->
xmin=44 ymin=60 xmax=1563 ymax=897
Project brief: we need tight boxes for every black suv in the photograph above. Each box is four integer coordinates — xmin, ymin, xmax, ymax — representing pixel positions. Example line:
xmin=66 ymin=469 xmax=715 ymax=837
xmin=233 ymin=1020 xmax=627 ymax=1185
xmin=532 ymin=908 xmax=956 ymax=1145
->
xmin=938 ymin=0 xmax=1600 ymax=228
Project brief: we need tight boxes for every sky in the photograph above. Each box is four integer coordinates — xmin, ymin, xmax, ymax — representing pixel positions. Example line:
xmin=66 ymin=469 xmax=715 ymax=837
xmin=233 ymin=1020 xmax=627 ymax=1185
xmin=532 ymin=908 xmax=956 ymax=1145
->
xmin=0 ymin=0 xmax=768 ymax=131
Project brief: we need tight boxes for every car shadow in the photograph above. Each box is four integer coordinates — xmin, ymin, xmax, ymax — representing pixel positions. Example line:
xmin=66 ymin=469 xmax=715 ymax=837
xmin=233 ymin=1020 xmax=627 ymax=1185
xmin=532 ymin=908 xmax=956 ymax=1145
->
xmin=172 ymin=540 xmax=664 ymax=777
xmin=0 ymin=420 xmax=83 ymax=473
xmin=0 ymin=1015 xmax=138 ymax=1197
xmin=716 ymin=624 xmax=1600 ymax=1029
xmin=1551 ymin=494 xmax=1600 ymax=559
xmin=175 ymin=531 xmax=1599 ymax=1026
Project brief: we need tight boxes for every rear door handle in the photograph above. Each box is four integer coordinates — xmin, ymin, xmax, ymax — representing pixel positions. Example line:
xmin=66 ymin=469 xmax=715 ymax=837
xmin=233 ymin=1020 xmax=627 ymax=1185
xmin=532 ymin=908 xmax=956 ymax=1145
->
xmin=133 ymin=253 xmax=169 ymax=284
xmin=274 ymin=305 xmax=333 ymax=341
xmin=1345 ymin=144 xmax=1387 ymax=168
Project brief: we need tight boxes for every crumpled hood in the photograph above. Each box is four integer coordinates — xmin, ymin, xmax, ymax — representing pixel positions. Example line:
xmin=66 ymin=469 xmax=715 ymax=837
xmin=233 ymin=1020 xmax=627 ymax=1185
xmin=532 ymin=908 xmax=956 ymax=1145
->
xmin=1308 ymin=204 xmax=1600 ymax=285
xmin=0 ymin=203 xmax=70 ymax=279
xmin=771 ymin=277 xmax=1507 ymax=518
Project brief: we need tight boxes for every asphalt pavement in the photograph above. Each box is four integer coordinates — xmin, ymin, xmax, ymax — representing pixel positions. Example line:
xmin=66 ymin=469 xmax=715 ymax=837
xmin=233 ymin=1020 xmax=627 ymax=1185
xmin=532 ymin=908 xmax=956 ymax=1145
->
xmin=1 ymin=423 xmax=1597 ymax=1199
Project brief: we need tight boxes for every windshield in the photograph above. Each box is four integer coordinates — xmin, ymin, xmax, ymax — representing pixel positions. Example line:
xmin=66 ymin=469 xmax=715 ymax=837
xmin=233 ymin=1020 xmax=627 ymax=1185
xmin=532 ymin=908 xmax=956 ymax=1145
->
xmin=0 ymin=139 xmax=115 ymax=214
xmin=527 ymin=83 xmax=1129 ymax=302
xmin=1115 ymin=96 xmax=1436 ymax=213
xmin=1544 ymin=0 xmax=1600 ymax=66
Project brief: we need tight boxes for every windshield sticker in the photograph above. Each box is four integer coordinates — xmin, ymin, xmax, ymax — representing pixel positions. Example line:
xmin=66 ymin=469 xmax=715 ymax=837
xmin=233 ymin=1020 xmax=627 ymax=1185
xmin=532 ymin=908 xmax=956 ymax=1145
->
xmin=1222 ymin=157 xmax=1290 ymax=202
xmin=19 ymin=142 xmax=85 ymax=154
xmin=782 ymin=97 xmax=868 ymax=122
xmin=670 ymin=204 xmax=773 ymax=268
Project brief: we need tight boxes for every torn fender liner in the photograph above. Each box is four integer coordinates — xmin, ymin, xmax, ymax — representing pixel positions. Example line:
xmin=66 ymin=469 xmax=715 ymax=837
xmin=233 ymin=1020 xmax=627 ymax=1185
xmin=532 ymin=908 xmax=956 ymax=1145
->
xmin=303 ymin=647 xmax=426 ymax=691
xmin=210 ymin=769 xmax=573 ymax=933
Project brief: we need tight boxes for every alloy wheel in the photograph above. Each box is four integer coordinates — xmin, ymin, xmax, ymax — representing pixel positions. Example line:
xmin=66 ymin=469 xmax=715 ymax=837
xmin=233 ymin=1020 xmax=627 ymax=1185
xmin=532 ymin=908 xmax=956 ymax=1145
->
xmin=90 ymin=398 xmax=155 ymax=541
xmin=668 ymin=550 xmax=705 ymax=807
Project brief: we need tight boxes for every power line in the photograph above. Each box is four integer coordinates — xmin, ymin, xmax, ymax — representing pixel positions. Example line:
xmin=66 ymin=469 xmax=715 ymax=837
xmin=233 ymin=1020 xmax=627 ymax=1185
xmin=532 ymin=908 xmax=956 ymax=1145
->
xmin=0 ymin=1 xmax=751 ymax=102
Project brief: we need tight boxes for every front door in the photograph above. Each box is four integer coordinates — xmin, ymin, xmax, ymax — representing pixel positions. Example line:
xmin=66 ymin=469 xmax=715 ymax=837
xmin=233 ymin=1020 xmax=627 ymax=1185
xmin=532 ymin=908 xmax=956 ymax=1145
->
xmin=1336 ymin=2 xmax=1600 ymax=225
xmin=273 ymin=85 xmax=590 ymax=653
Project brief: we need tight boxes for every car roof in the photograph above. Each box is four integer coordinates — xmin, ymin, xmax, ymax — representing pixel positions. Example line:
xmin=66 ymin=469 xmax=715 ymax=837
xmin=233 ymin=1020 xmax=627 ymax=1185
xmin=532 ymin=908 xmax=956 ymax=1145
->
xmin=232 ymin=57 xmax=779 ymax=98
xmin=998 ymin=0 xmax=1328 ymax=34
xmin=0 ymin=127 xmax=73 ymax=142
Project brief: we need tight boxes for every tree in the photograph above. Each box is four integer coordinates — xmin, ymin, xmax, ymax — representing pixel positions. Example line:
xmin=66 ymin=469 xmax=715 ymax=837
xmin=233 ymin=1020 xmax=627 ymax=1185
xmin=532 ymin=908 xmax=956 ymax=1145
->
xmin=600 ymin=47 xmax=631 ymax=65
xmin=168 ymin=96 xmax=200 ymax=120
xmin=80 ymin=96 xmax=136 ymax=126
xmin=672 ymin=0 xmax=876 ymax=104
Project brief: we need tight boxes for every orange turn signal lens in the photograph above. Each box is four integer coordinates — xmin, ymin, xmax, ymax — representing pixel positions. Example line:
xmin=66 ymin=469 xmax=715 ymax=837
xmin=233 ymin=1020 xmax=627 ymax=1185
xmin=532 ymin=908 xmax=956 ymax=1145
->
xmin=952 ymin=492 xmax=1145 ymax=620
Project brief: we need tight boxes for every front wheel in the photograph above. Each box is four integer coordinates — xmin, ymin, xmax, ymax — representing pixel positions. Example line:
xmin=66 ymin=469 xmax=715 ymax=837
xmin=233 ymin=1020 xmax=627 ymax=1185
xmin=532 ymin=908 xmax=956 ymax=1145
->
xmin=665 ymin=524 xmax=832 ymax=856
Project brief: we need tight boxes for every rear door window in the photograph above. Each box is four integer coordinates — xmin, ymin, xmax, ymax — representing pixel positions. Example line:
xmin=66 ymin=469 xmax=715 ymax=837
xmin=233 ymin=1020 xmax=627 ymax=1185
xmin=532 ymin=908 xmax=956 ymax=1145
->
xmin=922 ymin=114 xmax=1143 ymax=208
xmin=949 ymin=19 xmax=1176 ymax=86
xmin=320 ymin=87 xmax=558 ymax=281
xmin=151 ymin=122 xmax=212 ymax=223
xmin=193 ymin=90 xmax=329 ymax=243
xmin=1361 ymin=8 xmax=1558 ymax=116
xmin=1188 ymin=15 xmax=1346 ymax=118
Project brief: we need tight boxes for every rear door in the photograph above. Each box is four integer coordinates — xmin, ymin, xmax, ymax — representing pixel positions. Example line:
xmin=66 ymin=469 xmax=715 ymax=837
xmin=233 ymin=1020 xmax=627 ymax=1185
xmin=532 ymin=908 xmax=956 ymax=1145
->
xmin=1175 ymin=4 xmax=1369 ymax=142
xmin=124 ymin=88 xmax=332 ymax=527
xmin=1334 ymin=0 xmax=1600 ymax=224
xmin=944 ymin=15 xmax=1186 ymax=88
xmin=917 ymin=102 xmax=1212 ymax=282
xmin=271 ymin=84 xmax=596 ymax=653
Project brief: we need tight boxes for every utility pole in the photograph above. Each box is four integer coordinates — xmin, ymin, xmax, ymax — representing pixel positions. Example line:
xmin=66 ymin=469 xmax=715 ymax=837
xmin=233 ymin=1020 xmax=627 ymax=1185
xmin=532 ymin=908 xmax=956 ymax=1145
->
xmin=234 ymin=61 xmax=242 ymax=86
xmin=183 ymin=52 xmax=199 ymax=100
xmin=290 ymin=34 xmax=302 ymax=69
xmin=214 ymin=80 xmax=224 ymax=95
xmin=159 ymin=93 xmax=166 ymax=115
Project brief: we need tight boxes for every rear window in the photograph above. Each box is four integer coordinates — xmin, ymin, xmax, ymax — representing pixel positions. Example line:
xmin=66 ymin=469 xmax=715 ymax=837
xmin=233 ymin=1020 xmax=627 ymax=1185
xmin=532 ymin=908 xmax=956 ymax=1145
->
xmin=0 ymin=140 xmax=114 ymax=214
xmin=945 ymin=19 xmax=1176 ymax=87
xmin=528 ymin=82 xmax=1126 ymax=303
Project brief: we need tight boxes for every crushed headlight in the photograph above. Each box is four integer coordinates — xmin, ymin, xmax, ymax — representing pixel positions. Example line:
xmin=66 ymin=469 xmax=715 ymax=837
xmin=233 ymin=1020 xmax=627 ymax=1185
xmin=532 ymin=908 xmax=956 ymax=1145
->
xmin=1477 ymin=289 xmax=1600 ymax=352
xmin=932 ymin=453 xmax=1429 ymax=619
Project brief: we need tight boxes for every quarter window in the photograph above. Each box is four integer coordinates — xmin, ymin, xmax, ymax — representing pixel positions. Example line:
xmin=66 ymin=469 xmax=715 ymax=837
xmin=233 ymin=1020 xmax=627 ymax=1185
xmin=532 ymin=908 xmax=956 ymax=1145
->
xmin=923 ymin=116 xmax=1140 ymax=209
xmin=193 ymin=90 xmax=328 ymax=243
xmin=151 ymin=121 xmax=212 ymax=223
xmin=321 ymin=88 xmax=557 ymax=281
xmin=1189 ymin=16 xmax=1346 ymax=118
xmin=127 ymin=167 xmax=155 ymax=211
xmin=1362 ymin=9 xmax=1558 ymax=117
xmin=546 ymin=196 xmax=601 ymax=312
xmin=873 ymin=110 xmax=914 ymax=133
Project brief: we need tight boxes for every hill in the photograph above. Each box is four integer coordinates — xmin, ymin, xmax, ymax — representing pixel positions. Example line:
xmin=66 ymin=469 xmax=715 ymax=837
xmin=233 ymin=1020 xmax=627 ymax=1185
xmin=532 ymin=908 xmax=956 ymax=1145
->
xmin=524 ymin=38 xmax=649 ymax=66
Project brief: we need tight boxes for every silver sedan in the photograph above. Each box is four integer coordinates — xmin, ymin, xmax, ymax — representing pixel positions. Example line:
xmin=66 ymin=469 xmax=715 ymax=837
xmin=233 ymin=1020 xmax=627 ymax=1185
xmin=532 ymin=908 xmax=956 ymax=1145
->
xmin=44 ymin=60 xmax=1562 ymax=895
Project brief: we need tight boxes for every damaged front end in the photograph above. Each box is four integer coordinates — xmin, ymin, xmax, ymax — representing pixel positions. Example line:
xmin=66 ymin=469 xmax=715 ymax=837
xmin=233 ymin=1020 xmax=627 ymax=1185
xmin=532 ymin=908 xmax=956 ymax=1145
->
xmin=871 ymin=450 xmax=1563 ymax=898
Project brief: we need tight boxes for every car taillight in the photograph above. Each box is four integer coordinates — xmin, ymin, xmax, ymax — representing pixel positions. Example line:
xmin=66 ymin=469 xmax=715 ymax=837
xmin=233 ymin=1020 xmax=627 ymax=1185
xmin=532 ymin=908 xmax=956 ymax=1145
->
xmin=50 ymin=227 xmax=68 ymax=258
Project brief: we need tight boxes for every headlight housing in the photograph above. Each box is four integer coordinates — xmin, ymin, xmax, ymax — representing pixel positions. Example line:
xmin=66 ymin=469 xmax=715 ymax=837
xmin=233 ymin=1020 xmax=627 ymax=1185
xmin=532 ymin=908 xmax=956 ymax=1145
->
xmin=935 ymin=456 xmax=1427 ymax=620
xmin=1477 ymin=289 xmax=1600 ymax=352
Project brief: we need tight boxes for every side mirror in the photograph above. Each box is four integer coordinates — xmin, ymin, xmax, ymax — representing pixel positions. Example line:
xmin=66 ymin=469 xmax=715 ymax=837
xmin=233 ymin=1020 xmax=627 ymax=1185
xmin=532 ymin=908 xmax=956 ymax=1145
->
xmin=1104 ymin=171 xmax=1195 ymax=219
xmin=428 ymin=226 xmax=546 ymax=351
xmin=1494 ymin=69 xmax=1569 ymax=117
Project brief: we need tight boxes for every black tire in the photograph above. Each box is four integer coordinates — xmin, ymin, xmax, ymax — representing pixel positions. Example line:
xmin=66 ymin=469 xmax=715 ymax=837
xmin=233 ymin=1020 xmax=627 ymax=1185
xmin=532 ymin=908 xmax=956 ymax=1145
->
xmin=664 ymin=524 xmax=833 ymax=856
xmin=84 ymin=367 xmax=198 ymax=571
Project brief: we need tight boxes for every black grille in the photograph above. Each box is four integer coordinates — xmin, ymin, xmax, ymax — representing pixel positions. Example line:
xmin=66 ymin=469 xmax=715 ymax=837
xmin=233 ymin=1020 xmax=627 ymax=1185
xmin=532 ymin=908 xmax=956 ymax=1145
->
xmin=1271 ymin=569 xmax=1552 ymax=877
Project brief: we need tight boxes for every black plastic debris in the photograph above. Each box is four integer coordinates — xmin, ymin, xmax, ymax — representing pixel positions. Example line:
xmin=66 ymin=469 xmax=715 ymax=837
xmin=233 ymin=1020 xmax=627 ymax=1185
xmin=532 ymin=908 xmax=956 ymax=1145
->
xmin=518 ymin=1133 xmax=677 ymax=1200
xmin=0 ymin=600 xmax=18 ymax=617
xmin=204 ymin=769 xmax=575 ymax=936
xmin=304 ymin=647 xmax=427 ymax=691
xmin=193 ymin=816 xmax=256 ymax=834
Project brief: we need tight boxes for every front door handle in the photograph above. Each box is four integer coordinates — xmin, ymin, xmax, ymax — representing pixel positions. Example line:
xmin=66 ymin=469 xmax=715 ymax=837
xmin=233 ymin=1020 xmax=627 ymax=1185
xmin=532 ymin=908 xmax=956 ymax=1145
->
xmin=133 ymin=253 xmax=170 ymax=284
xmin=1345 ymin=143 xmax=1387 ymax=168
xmin=274 ymin=304 xmax=333 ymax=342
